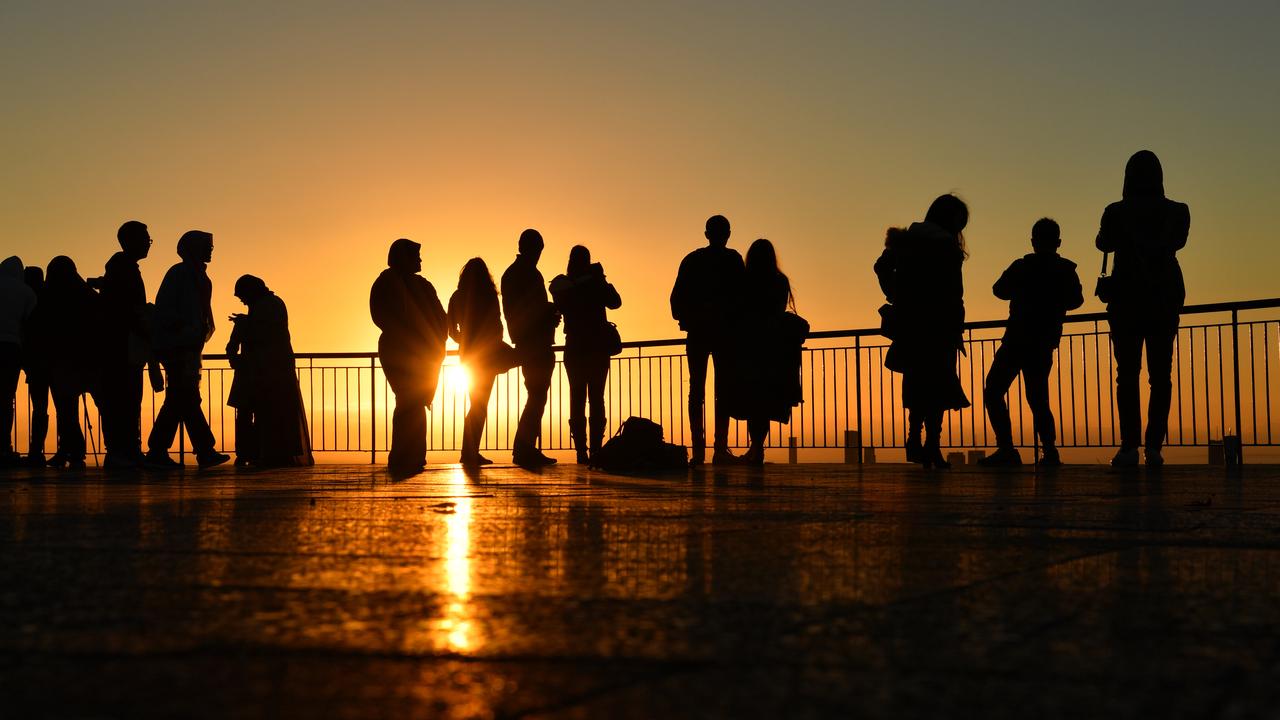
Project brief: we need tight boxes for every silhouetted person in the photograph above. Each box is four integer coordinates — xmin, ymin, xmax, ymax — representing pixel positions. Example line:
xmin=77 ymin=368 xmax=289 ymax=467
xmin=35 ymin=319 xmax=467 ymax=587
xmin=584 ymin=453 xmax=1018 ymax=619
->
xmin=978 ymin=219 xmax=1083 ymax=467
xmin=370 ymin=239 xmax=448 ymax=474
xmin=91 ymin=220 xmax=154 ymax=469
xmin=449 ymin=258 xmax=512 ymax=467
xmin=37 ymin=257 xmax=102 ymax=468
xmin=0 ymin=256 xmax=37 ymax=466
xmin=21 ymin=266 xmax=49 ymax=465
xmin=670 ymin=215 xmax=745 ymax=465
xmin=728 ymin=239 xmax=807 ymax=465
xmin=227 ymin=275 xmax=314 ymax=468
xmin=146 ymin=231 xmax=230 ymax=469
xmin=502 ymin=229 xmax=560 ymax=468
xmin=1097 ymin=150 xmax=1190 ymax=468
xmin=549 ymin=245 xmax=622 ymax=464
xmin=875 ymin=194 xmax=971 ymax=469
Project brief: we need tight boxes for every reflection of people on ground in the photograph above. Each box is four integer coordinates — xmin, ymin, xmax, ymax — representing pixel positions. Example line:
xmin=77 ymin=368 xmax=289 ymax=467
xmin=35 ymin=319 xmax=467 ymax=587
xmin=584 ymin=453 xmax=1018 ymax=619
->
xmin=449 ymin=258 xmax=512 ymax=467
xmin=1097 ymin=150 xmax=1190 ymax=468
xmin=21 ymin=266 xmax=49 ymax=465
xmin=502 ymin=229 xmax=560 ymax=468
xmin=369 ymin=239 xmax=448 ymax=475
xmin=728 ymin=239 xmax=807 ymax=466
xmin=36 ymin=257 xmax=102 ymax=468
xmin=670 ymin=215 xmax=745 ymax=465
xmin=550 ymin=245 xmax=622 ymax=464
xmin=979 ymin=219 xmax=1083 ymax=467
xmin=875 ymin=194 xmax=971 ymax=469
xmin=89 ymin=220 xmax=155 ymax=470
xmin=0 ymin=256 xmax=37 ymax=466
xmin=227 ymin=275 xmax=314 ymax=468
xmin=146 ymin=230 xmax=230 ymax=470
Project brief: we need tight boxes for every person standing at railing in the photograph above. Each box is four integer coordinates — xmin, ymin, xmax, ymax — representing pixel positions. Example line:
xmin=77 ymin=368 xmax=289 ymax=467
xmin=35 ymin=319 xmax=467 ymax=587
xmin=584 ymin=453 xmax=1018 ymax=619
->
xmin=670 ymin=215 xmax=745 ymax=465
xmin=0 ymin=256 xmax=37 ymax=467
xmin=550 ymin=245 xmax=622 ymax=464
xmin=978 ymin=219 xmax=1083 ymax=467
xmin=727 ymin=239 xmax=808 ymax=466
xmin=227 ymin=275 xmax=314 ymax=468
xmin=1096 ymin=150 xmax=1190 ymax=468
xmin=21 ymin=266 xmax=50 ymax=466
xmin=33 ymin=257 xmax=101 ymax=469
xmin=874 ymin=194 xmax=971 ymax=469
xmin=502 ymin=229 xmax=561 ymax=468
xmin=145 ymin=231 xmax=230 ymax=470
xmin=449 ymin=258 xmax=514 ymax=467
xmin=370 ymin=239 xmax=448 ymax=475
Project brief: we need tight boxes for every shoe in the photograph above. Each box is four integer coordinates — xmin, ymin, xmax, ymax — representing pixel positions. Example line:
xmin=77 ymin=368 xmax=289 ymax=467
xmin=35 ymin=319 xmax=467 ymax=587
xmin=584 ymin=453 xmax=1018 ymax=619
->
xmin=742 ymin=447 xmax=765 ymax=466
xmin=0 ymin=452 xmax=21 ymax=468
xmin=1145 ymin=449 xmax=1164 ymax=468
xmin=689 ymin=447 xmax=706 ymax=466
xmin=712 ymin=449 xmax=738 ymax=465
xmin=922 ymin=446 xmax=950 ymax=470
xmin=1038 ymin=447 xmax=1063 ymax=467
xmin=234 ymin=457 xmax=253 ymax=468
xmin=905 ymin=435 xmax=923 ymax=464
xmin=46 ymin=453 xmax=68 ymax=469
xmin=576 ymin=450 xmax=590 ymax=464
xmin=197 ymin=452 xmax=231 ymax=469
xmin=25 ymin=453 xmax=46 ymax=467
xmin=514 ymin=449 xmax=556 ymax=468
xmin=144 ymin=452 xmax=181 ymax=470
xmin=1111 ymin=448 xmax=1140 ymax=467
xmin=103 ymin=453 xmax=142 ymax=471
xmin=977 ymin=447 xmax=1022 ymax=467
xmin=67 ymin=458 xmax=86 ymax=469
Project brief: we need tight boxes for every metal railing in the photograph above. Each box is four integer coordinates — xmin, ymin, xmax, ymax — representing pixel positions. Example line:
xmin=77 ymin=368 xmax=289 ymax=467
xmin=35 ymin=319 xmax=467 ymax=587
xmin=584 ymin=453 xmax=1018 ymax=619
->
xmin=9 ymin=298 xmax=1280 ymax=462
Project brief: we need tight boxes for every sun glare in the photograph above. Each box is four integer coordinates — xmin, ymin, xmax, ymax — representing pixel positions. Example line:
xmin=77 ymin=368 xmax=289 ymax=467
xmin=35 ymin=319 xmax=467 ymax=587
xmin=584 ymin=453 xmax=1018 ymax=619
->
xmin=443 ymin=364 xmax=471 ymax=393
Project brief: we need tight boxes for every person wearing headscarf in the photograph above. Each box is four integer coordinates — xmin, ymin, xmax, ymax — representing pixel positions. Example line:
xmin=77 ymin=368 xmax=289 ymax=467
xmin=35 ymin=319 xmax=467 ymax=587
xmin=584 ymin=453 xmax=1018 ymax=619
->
xmin=1096 ymin=150 xmax=1191 ymax=468
xmin=370 ymin=238 xmax=448 ymax=474
xmin=21 ymin=266 xmax=50 ymax=465
xmin=146 ymin=230 xmax=230 ymax=469
xmin=37 ymin=257 xmax=101 ymax=468
xmin=550 ymin=245 xmax=622 ymax=464
xmin=0 ymin=256 xmax=37 ymax=466
xmin=448 ymin=258 xmax=513 ymax=467
xmin=875 ymin=194 xmax=971 ymax=469
xmin=226 ymin=275 xmax=313 ymax=468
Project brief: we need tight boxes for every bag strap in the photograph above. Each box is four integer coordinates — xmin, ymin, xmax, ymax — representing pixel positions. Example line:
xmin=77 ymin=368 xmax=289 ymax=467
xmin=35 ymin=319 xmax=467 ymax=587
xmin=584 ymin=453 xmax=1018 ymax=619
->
xmin=1100 ymin=251 xmax=1110 ymax=276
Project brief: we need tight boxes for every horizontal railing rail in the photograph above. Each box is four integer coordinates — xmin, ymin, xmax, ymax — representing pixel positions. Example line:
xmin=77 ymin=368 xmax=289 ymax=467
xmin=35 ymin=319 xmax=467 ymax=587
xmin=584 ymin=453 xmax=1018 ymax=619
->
xmin=8 ymin=298 xmax=1280 ymax=464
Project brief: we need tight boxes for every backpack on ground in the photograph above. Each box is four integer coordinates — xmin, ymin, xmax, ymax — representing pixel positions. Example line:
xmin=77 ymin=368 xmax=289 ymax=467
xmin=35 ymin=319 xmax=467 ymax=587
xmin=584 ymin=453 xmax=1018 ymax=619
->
xmin=588 ymin=417 xmax=688 ymax=473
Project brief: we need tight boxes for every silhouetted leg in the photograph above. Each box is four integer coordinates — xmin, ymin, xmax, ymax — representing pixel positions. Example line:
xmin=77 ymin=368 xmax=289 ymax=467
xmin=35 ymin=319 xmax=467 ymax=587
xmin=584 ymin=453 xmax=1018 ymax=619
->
xmin=0 ymin=343 xmax=19 ymax=456
xmin=27 ymin=377 xmax=49 ymax=459
xmin=98 ymin=362 xmax=142 ymax=461
xmin=1143 ymin=316 xmax=1178 ymax=453
xmin=463 ymin=371 xmax=495 ymax=460
xmin=1109 ymin=316 xmax=1144 ymax=451
xmin=51 ymin=384 xmax=86 ymax=462
xmin=587 ymin=360 xmax=609 ymax=456
xmin=747 ymin=417 xmax=769 ymax=464
xmin=514 ymin=347 xmax=554 ymax=455
xmin=924 ymin=409 xmax=947 ymax=467
xmin=1023 ymin=351 xmax=1055 ymax=450
xmin=565 ymin=352 xmax=588 ymax=454
xmin=686 ymin=337 xmax=711 ymax=460
xmin=983 ymin=344 xmax=1021 ymax=450
xmin=710 ymin=344 xmax=732 ymax=452
xmin=149 ymin=354 xmax=215 ymax=457
xmin=234 ymin=408 xmax=257 ymax=464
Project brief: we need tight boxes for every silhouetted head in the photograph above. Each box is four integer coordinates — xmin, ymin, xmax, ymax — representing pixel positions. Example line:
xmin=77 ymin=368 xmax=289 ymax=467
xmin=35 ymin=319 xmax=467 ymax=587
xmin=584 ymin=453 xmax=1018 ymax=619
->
xmin=924 ymin=194 xmax=969 ymax=259
xmin=1122 ymin=150 xmax=1165 ymax=200
xmin=1031 ymin=218 xmax=1061 ymax=255
xmin=176 ymin=230 xmax=214 ymax=264
xmin=117 ymin=220 xmax=151 ymax=260
xmin=518 ymin=229 xmax=544 ymax=264
xmin=0 ymin=257 xmax=22 ymax=282
xmin=45 ymin=255 xmax=81 ymax=289
xmin=566 ymin=245 xmax=591 ymax=276
xmin=745 ymin=238 xmax=778 ymax=275
xmin=458 ymin=257 xmax=497 ymax=299
xmin=23 ymin=266 xmax=44 ymax=292
xmin=233 ymin=274 xmax=269 ymax=305
xmin=387 ymin=238 xmax=422 ymax=274
xmin=704 ymin=215 xmax=731 ymax=248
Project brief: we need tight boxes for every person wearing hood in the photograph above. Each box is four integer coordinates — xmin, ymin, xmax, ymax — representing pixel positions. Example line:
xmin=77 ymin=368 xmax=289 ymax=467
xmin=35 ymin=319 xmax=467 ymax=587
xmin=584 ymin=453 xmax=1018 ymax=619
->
xmin=549 ymin=245 xmax=622 ymax=464
xmin=226 ymin=275 xmax=313 ymax=468
xmin=38 ymin=257 xmax=102 ymax=468
xmin=0 ymin=256 xmax=37 ymax=466
xmin=146 ymin=230 xmax=230 ymax=469
xmin=978 ymin=219 xmax=1083 ymax=467
xmin=874 ymin=194 xmax=972 ymax=469
xmin=1096 ymin=150 xmax=1191 ymax=468
xmin=370 ymin=238 xmax=448 ymax=474
xmin=21 ymin=266 xmax=50 ymax=465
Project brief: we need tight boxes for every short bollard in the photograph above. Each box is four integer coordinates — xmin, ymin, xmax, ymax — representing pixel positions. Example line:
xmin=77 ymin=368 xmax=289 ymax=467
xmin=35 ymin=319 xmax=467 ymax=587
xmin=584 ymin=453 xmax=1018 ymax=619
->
xmin=844 ymin=431 xmax=861 ymax=464
xmin=788 ymin=436 xmax=798 ymax=464
xmin=1225 ymin=435 xmax=1243 ymax=466
xmin=967 ymin=450 xmax=987 ymax=464
xmin=946 ymin=451 xmax=966 ymax=467
xmin=863 ymin=447 xmax=876 ymax=464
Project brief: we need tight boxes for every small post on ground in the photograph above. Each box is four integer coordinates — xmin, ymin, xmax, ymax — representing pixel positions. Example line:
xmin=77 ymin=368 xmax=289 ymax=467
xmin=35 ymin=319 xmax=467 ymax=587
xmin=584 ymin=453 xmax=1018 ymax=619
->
xmin=844 ymin=430 xmax=860 ymax=464
xmin=788 ymin=436 xmax=798 ymax=464
xmin=369 ymin=356 xmax=377 ymax=465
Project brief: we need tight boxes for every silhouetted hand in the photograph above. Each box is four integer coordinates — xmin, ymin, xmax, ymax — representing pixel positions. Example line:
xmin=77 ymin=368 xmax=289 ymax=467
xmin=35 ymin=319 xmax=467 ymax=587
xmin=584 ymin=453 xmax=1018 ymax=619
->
xmin=229 ymin=313 xmax=246 ymax=324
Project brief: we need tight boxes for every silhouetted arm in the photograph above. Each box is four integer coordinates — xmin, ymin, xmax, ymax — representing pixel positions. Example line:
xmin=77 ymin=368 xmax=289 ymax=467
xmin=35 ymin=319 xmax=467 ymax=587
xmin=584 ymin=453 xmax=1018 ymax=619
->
xmin=1063 ymin=265 xmax=1084 ymax=311
xmin=603 ymin=281 xmax=621 ymax=310
xmin=873 ymin=248 xmax=896 ymax=301
xmin=991 ymin=261 xmax=1019 ymax=301
xmin=1168 ymin=201 xmax=1191 ymax=252
xmin=1095 ymin=204 xmax=1122 ymax=252
xmin=669 ymin=254 xmax=694 ymax=323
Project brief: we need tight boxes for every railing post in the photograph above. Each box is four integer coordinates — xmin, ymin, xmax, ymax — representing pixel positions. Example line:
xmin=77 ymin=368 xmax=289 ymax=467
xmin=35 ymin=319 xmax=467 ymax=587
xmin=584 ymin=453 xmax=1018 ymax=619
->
xmin=854 ymin=335 xmax=863 ymax=465
xmin=1232 ymin=309 xmax=1244 ymax=464
xmin=369 ymin=356 xmax=377 ymax=465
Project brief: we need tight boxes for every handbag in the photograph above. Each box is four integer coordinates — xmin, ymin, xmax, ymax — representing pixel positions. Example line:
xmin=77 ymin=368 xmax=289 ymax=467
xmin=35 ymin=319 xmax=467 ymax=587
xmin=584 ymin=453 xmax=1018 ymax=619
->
xmin=1094 ymin=252 xmax=1114 ymax=304
xmin=877 ymin=303 xmax=898 ymax=339
xmin=602 ymin=322 xmax=623 ymax=357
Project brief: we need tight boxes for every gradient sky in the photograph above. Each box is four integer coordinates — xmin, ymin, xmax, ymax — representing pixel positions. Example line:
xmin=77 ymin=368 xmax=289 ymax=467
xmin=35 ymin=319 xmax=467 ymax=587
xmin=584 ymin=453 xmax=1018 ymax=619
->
xmin=3 ymin=1 xmax=1278 ymax=352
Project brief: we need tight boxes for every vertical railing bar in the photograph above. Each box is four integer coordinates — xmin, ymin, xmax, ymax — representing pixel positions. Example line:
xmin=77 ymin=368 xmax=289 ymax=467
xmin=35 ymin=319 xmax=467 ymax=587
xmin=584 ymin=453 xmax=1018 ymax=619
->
xmin=1232 ymin=310 xmax=1243 ymax=460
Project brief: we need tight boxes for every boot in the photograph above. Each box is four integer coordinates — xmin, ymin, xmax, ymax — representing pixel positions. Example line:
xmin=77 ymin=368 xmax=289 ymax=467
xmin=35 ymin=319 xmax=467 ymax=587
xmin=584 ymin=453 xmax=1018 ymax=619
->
xmin=569 ymin=417 xmax=588 ymax=464
xmin=589 ymin=416 xmax=608 ymax=460
xmin=905 ymin=411 xmax=923 ymax=464
xmin=28 ymin=413 xmax=48 ymax=464
xmin=922 ymin=412 xmax=949 ymax=470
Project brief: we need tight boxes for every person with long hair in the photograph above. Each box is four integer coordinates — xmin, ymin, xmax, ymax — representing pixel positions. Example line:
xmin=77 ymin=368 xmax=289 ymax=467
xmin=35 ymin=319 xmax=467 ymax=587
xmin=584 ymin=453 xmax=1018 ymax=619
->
xmin=729 ymin=239 xmax=807 ymax=465
xmin=38 ymin=256 xmax=101 ymax=468
xmin=448 ymin=258 xmax=512 ymax=467
xmin=1096 ymin=150 xmax=1190 ymax=468
xmin=21 ymin=266 xmax=50 ymax=466
xmin=875 ymin=194 xmax=971 ymax=469
xmin=549 ymin=245 xmax=622 ymax=463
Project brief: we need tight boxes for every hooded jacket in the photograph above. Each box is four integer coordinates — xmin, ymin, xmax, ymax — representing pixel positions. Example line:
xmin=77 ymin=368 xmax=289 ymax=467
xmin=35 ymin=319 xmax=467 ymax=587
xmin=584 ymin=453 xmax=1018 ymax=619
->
xmin=0 ymin=256 xmax=37 ymax=346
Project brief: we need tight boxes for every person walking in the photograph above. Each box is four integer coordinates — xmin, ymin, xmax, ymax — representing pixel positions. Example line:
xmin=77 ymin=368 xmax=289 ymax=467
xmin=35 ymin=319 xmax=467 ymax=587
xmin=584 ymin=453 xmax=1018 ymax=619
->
xmin=145 ymin=230 xmax=230 ymax=469
xmin=670 ymin=215 xmax=745 ymax=465
xmin=449 ymin=258 xmax=514 ymax=467
xmin=227 ymin=275 xmax=314 ymax=468
xmin=1096 ymin=150 xmax=1190 ymax=468
xmin=369 ymin=239 xmax=448 ymax=475
xmin=549 ymin=245 xmax=622 ymax=464
xmin=978 ymin=219 xmax=1083 ymax=467
xmin=501 ymin=229 xmax=560 ymax=468
xmin=875 ymin=194 xmax=971 ymax=469
xmin=0 ymin=256 xmax=37 ymax=467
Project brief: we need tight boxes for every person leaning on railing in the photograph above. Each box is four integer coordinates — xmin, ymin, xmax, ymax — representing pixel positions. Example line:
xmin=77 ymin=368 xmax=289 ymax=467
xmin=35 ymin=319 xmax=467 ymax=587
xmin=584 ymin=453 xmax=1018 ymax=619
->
xmin=1096 ymin=150 xmax=1190 ymax=469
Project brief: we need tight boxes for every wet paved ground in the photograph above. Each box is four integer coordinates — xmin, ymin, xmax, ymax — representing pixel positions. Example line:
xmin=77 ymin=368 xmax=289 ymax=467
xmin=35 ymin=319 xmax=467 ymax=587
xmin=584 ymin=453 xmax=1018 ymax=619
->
xmin=2 ymin=461 xmax=1280 ymax=719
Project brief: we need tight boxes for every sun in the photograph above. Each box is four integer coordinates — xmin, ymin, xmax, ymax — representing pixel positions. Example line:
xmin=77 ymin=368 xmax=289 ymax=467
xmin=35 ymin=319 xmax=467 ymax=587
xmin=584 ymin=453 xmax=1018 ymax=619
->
xmin=442 ymin=363 xmax=471 ymax=392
